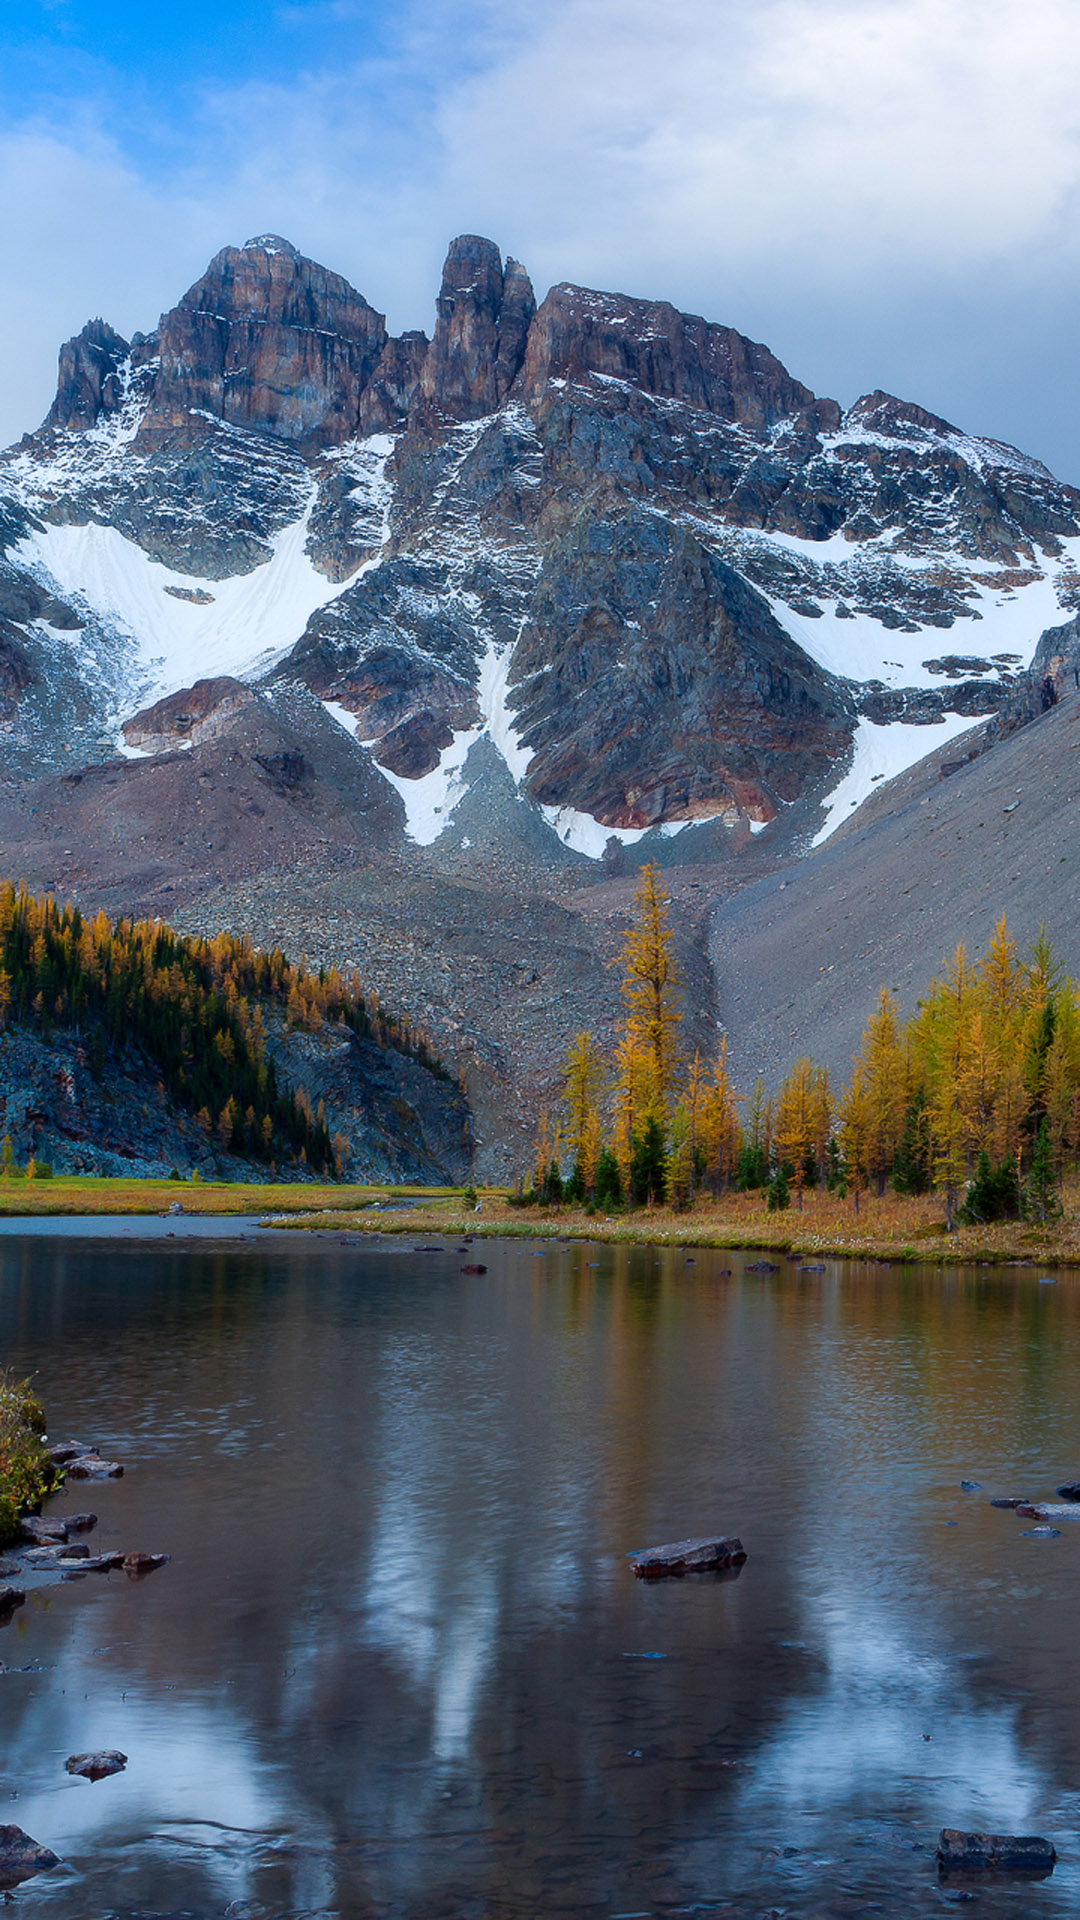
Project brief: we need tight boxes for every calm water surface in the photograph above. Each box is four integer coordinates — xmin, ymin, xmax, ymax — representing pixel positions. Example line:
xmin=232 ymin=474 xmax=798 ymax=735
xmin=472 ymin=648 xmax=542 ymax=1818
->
xmin=1 ymin=1229 xmax=1079 ymax=1919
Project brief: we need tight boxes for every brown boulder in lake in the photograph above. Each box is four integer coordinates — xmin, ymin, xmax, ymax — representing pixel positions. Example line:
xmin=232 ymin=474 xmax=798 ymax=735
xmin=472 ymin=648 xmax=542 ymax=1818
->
xmin=65 ymin=1750 xmax=127 ymax=1782
xmin=938 ymin=1829 xmax=1056 ymax=1875
xmin=0 ymin=1825 xmax=60 ymax=1890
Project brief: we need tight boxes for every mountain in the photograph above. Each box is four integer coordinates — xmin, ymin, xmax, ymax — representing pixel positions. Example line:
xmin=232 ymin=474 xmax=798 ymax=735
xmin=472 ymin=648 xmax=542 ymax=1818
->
xmin=1 ymin=231 xmax=1078 ymax=1171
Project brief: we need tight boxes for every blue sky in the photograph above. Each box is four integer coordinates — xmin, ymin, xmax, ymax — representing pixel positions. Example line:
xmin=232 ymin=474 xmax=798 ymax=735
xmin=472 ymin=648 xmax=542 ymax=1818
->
xmin=2 ymin=0 xmax=1080 ymax=478
xmin=2 ymin=3 xmax=389 ymax=119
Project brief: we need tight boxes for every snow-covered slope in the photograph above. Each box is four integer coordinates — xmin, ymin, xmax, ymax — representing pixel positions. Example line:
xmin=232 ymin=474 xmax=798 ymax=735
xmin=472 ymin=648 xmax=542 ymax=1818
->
xmin=14 ymin=499 xmax=345 ymax=723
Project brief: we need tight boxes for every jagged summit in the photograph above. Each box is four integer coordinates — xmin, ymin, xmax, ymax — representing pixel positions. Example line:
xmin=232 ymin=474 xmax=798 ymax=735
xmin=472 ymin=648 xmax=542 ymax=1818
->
xmin=242 ymin=234 xmax=302 ymax=257
xmin=46 ymin=317 xmax=130 ymax=432
xmin=4 ymin=227 xmax=1080 ymax=861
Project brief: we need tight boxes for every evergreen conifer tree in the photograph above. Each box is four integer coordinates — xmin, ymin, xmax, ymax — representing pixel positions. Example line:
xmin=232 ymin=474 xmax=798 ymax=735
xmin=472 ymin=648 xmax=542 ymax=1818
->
xmin=593 ymin=1148 xmax=623 ymax=1210
xmin=1025 ymin=1118 xmax=1061 ymax=1223
xmin=630 ymin=1116 xmax=667 ymax=1206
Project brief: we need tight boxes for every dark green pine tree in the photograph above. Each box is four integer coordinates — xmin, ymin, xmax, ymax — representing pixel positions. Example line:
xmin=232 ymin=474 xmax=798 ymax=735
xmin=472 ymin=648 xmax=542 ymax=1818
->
xmin=766 ymin=1163 xmax=790 ymax=1212
xmin=593 ymin=1148 xmax=623 ymax=1209
xmin=1024 ymin=1119 xmax=1062 ymax=1224
xmin=630 ymin=1117 xmax=667 ymax=1206
xmin=892 ymin=1090 xmax=931 ymax=1194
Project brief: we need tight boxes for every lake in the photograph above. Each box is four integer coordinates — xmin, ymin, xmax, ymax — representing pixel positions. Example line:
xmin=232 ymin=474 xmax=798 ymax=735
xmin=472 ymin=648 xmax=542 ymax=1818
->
xmin=1 ymin=1225 xmax=1079 ymax=1918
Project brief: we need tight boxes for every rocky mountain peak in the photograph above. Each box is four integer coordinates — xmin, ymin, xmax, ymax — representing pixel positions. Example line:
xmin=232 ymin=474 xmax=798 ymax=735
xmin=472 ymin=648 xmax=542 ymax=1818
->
xmin=418 ymin=235 xmax=536 ymax=420
xmin=242 ymin=234 xmax=302 ymax=258
xmin=45 ymin=318 xmax=130 ymax=432
xmin=515 ymin=282 xmax=825 ymax=429
xmin=845 ymin=390 xmax=960 ymax=438
xmin=138 ymin=239 xmax=389 ymax=449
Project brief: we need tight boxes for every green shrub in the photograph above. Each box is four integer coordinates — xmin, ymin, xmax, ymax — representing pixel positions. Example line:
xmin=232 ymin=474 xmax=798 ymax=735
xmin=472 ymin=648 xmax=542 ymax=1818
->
xmin=0 ymin=1373 xmax=54 ymax=1547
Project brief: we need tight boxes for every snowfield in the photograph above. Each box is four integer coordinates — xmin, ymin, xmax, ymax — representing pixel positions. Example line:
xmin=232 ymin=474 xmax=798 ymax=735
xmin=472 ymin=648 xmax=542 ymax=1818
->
xmin=812 ymin=714 xmax=982 ymax=848
xmin=14 ymin=497 xmax=347 ymax=709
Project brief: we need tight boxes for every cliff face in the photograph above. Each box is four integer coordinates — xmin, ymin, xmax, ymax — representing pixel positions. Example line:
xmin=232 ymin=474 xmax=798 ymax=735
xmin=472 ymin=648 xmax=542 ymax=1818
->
xmin=140 ymin=236 xmax=389 ymax=449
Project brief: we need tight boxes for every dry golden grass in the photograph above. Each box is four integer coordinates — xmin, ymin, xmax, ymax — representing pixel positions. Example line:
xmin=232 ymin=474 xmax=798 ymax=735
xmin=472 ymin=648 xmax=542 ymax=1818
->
xmin=0 ymin=1176 xmax=462 ymax=1218
xmin=4 ymin=1175 xmax=1079 ymax=1267
xmin=269 ymin=1183 xmax=1080 ymax=1267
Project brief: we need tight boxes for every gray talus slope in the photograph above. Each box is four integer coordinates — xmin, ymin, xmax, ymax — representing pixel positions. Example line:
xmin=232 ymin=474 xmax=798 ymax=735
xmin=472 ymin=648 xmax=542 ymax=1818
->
xmin=710 ymin=687 xmax=1080 ymax=1089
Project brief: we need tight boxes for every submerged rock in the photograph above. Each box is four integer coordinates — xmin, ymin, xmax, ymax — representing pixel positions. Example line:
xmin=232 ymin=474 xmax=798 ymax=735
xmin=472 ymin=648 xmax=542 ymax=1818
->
xmin=1057 ymin=1481 xmax=1080 ymax=1500
xmin=61 ymin=1552 xmax=124 ymax=1577
xmin=937 ymin=1829 xmax=1056 ymax=1875
xmin=0 ymin=1825 xmax=60 ymax=1890
xmin=65 ymin=1750 xmax=127 ymax=1782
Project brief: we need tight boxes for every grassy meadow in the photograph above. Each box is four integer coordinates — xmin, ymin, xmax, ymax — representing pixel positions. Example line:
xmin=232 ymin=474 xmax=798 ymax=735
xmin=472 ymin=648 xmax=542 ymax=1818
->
xmin=267 ymin=1182 xmax=1080 ymax=1267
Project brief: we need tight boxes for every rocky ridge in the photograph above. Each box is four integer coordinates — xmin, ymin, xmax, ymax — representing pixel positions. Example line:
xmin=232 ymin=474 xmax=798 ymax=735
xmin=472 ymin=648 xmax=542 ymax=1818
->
xmin=3 ymin=231 xmax=1077 ymax=842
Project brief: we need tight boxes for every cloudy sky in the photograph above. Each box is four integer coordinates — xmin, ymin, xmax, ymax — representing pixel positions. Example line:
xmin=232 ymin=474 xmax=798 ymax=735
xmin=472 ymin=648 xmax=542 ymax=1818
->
xmin=3 ymin=0 xmax=1079 ymax=474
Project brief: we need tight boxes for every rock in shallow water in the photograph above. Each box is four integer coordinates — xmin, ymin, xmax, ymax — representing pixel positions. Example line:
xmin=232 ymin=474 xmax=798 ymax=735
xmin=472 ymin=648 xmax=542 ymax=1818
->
xmin=629 ymin=1535 xmax=747 ymax=1578
xmin=0 ymin=1824 xmax=60 ymax=1890
xmin=0 ymin=1586 xmax=26 ymax=1621
xmin=18 ymin=1515 xmax=68 ymax=1544
xmin=937 ymin=1829 xmax=1056 ymax=1875
xmin=123 ymin=1552 xmax=170 ymax=1578
xmin=65 ymin=1749 xmax=127 ymax=1782
xmin=56 ymin=1511 xmax=97 ymax=1533
xmin=67 ymin=1455 xmax=123 ymax=1479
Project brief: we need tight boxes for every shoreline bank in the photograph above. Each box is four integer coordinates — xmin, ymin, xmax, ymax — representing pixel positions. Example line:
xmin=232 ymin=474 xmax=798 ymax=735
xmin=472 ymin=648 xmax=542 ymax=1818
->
xmin=264 ymin=1204 xmax=1080 ymax=1268
xmin=0 ymin=1177 xmax=1078 ymax=1268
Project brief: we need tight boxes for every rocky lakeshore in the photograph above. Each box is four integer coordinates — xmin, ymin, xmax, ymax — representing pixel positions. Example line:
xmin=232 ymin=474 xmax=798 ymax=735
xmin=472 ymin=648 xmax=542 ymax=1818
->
xmin=0 ymin=1419 xmax=169 ymax=1893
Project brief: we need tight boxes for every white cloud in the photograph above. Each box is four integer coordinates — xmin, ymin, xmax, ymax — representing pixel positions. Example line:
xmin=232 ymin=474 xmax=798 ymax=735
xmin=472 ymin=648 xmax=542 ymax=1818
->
xmin=4 ymin=0 xmax=1080 ymax=467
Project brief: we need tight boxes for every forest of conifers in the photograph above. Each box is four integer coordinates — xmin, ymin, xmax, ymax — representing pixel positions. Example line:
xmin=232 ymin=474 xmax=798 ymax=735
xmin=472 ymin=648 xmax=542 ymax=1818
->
xmin=0 ymin=881 xmax=447 ymax=1174
xmin=524 ymin=864 xmax=1079 ymax=1228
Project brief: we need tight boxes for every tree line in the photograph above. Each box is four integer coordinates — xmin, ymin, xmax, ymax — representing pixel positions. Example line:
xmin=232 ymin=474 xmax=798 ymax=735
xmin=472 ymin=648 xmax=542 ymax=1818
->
xmin=0 ymin=882 xmax=450 ymax=1174
xmin=517 ymin=863 xmax=1075 ymax=1228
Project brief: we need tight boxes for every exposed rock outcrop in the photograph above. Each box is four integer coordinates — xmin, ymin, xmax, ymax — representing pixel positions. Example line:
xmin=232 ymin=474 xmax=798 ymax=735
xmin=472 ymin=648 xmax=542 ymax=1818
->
xmin=515 ymin=281 xmax=829 ymax=429
xmin=45 ymin=319 xmax=130 ymax=432
xmin=122 ymin=677 xmax=258 ymax=755
xmin=418 ymin=236 xmax=536 ymax=421
xmin=139 ymin=236 xmax=389 ymax=449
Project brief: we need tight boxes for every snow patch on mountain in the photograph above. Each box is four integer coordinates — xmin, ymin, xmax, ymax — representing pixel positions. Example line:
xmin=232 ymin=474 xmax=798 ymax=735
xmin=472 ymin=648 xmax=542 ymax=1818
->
xmin=323 ymin=698 xmax=482 ymax=845
xmin=13 ymin=497 xmax=346 ymax=708
xmin=539 ymin=805 xmax=692 ymax=859
xmin=813 ymin=713 xmax=982 ymax=848
xmin=477 ymin=639 xmax=532 ymax=785
xmin=713 ymin=527 xmax=1080 ymax=691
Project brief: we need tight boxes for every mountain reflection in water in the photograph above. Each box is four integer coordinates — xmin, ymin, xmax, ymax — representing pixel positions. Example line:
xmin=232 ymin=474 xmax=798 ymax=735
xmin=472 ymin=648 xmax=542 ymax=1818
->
xmin=1 ymin=1233 xmax=1080 ymax=1918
